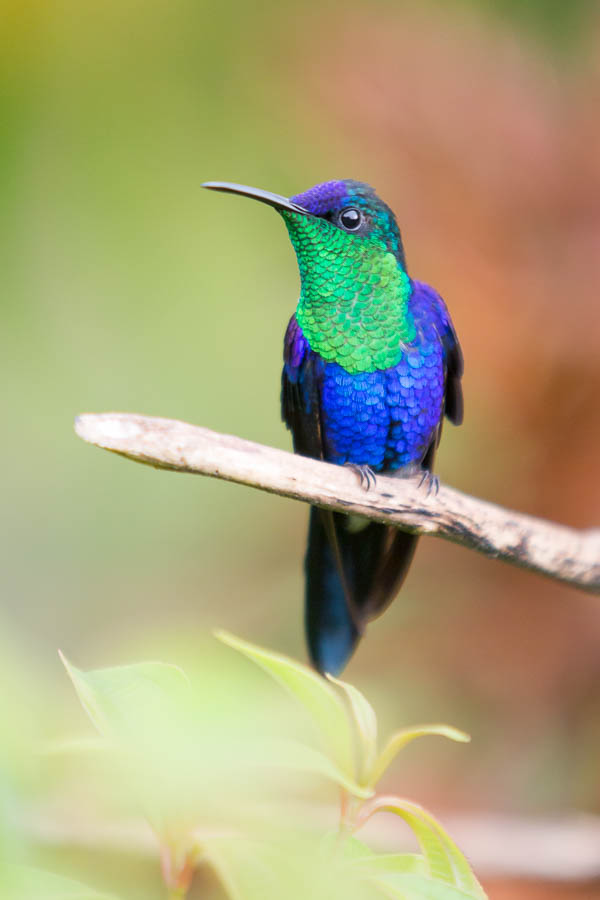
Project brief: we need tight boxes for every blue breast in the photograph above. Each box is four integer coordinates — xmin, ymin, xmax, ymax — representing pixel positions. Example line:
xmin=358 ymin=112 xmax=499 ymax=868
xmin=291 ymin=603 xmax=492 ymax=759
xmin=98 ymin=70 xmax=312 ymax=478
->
xmin=320 ymin=342 xmax=444 ymax=470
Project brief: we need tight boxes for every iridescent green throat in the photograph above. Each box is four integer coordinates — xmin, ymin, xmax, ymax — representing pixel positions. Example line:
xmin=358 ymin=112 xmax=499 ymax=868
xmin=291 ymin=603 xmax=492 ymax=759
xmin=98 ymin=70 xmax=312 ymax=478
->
xmin=282 ymin=212 xmax=415 ymax=374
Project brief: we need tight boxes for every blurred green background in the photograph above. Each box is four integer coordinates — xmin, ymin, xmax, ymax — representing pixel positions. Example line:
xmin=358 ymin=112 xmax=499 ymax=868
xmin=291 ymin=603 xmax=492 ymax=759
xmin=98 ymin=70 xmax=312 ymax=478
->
xmin=2 ymin=0 xmax=600 ymax=894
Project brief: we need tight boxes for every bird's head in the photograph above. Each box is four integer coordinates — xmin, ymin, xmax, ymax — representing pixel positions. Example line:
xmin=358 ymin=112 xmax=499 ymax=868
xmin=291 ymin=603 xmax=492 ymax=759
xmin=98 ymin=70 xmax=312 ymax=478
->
xmin=203 ymin=179 xmax=414 ymax=371
xmin=203 ymin=179 xmax=407 ymax=272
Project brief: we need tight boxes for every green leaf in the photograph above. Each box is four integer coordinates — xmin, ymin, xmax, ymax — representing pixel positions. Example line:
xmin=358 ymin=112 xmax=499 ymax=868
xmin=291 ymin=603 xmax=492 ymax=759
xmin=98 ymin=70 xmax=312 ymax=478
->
xmin=215 ymin=631 xmax=354 ymax=776
xmin=327 ymin=675 xmax=378 ymax=782
xmin=59 ymin=653 xmax=197 ymax=839
xmin=0 ymin=864 xmax=119 ymax=899
xmin=337 ymin=834 xmax=377 ymax=860
xmin=384 ymin=805 xmax=454 ymax=884
xmin=352 ymin=854 xmax=428 ymax=876
xmin=205 ymin=835 xmax=384 ymax=900
xmin=59 ymin=651 xmax=190 ymax=743
xmin=372 ymin=872 xmax=486 ymax=900
xmin=317 ymin=831 xmax=376 ymax=863
xmin=396 ymin=802 xmax=485 ymax=898
xmin=369 ymin=725 xmax=470 ymax=789
xmin=363 ymin=799 xmax=485 ymax=897
xmin=265 ymin=739 xmax=373 ymax=798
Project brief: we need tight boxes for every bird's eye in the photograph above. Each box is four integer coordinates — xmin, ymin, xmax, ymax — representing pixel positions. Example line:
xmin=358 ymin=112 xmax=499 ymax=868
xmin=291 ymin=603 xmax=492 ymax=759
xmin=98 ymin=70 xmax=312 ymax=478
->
xmin=339 ymin=207 xmax=362 ymax=231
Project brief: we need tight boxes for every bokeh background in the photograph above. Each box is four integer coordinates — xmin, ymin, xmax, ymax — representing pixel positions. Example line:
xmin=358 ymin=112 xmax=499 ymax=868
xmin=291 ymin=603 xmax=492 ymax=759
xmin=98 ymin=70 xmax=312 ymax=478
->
xmin=2 ymin=0 xmax=600 ymax=895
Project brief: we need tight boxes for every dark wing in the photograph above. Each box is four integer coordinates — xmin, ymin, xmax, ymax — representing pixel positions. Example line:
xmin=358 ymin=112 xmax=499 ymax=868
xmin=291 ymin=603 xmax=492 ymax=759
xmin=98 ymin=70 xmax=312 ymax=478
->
xmin=281 ymin=314 xmax=325 ymax=459
xmin=414 ymin=280 xmax=464 ymax=427
xmin=440 ymin=314 xmax=463 ymax=426
xmin=409 ymin=280 xmax=463 ymax=437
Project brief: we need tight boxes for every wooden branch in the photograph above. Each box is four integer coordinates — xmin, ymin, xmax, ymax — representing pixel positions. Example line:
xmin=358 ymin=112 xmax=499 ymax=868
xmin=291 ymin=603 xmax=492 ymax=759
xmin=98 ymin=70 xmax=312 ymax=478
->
xmin=74 ymin=413 xmax=600 ymax=594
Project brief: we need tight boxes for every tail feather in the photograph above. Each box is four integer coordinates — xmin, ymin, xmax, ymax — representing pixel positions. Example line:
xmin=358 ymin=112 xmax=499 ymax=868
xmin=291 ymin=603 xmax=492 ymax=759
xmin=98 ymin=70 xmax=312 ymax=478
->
xmin=360 ymin=526 xmax=419 ymax=620
xmin=305 ymin=509 xmax=361 ymax=676
xmin=304 ymin=507 xmax=418 ymax=675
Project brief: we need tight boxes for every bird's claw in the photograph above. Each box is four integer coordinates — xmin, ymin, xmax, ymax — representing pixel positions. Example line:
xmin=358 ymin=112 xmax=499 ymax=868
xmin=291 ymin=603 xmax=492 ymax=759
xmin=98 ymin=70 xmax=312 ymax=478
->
xmin=418 ymin=470 xmax=439 ymax=497
xmin=345 ymin=463 xmax=377 ymax=492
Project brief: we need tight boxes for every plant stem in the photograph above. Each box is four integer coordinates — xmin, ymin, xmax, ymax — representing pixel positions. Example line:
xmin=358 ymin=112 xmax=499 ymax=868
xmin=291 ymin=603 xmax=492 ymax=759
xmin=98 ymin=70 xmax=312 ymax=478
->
xmin=167 ymin=888 xmax=187 ymax=900
xmin=161 ymin=842 xmax=198 ymax=900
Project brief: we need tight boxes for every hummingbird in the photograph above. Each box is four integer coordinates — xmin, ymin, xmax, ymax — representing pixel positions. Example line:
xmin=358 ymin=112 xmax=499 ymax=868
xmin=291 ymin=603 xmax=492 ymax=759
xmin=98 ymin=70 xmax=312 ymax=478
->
xmin=203 ymin=179 xmax=463 ymax=676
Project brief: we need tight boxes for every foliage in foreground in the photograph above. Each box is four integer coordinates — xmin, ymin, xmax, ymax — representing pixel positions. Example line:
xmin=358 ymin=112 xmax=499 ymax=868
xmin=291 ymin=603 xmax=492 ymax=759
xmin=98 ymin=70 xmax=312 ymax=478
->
xmin=1 ymin=633 xmax=486 ymax=900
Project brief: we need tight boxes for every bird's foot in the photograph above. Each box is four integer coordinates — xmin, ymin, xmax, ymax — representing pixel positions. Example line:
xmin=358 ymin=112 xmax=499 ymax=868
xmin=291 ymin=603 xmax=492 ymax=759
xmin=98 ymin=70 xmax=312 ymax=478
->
xmin=417 ymin=469 xmax=439 ymax=498
xmin=344 ymin=462 xmax=377 ymax=492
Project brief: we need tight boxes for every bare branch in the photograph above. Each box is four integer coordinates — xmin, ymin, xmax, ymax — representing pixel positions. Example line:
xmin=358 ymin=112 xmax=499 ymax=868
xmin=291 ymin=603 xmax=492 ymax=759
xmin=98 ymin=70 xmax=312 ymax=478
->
xmin=74 ymin=413 xmax=600 ymax=594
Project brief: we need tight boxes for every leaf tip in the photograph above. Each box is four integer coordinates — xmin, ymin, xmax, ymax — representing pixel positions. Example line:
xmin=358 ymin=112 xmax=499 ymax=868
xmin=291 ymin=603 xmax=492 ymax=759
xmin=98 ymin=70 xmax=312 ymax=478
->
xmin=213 ymin=628 xmax=233 ymax=646
xmin=214 ymin=629 xmax=247 ymax=657
xmin=448 ymin=727 xmax=471 ymax=744
xmin=58 ymin=649 xmax=74 ymax=677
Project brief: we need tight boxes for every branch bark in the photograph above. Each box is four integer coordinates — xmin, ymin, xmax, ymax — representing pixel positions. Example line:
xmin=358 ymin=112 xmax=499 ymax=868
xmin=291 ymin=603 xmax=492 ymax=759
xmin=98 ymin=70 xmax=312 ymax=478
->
xmin=74 ymin=413 xmax=600 ymax=594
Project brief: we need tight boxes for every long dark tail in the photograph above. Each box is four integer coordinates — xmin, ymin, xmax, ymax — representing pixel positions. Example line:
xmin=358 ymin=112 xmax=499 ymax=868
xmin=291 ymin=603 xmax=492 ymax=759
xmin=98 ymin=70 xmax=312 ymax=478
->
xmin=305 ymin=507 xmax=418 ymax=675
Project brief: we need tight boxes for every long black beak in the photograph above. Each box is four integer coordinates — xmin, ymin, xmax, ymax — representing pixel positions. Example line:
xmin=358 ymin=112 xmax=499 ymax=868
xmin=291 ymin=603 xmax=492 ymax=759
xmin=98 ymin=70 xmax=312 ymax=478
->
xmin=202 ymin=181 xmax=312 ymax=216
